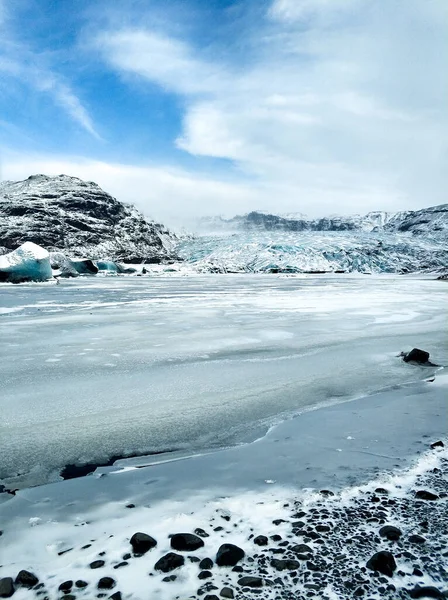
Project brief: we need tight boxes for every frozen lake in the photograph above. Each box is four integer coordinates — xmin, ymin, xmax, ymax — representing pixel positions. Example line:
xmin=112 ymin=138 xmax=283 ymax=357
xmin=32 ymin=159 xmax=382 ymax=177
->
xmin=0 ymin=274 xmax=446 ymax=489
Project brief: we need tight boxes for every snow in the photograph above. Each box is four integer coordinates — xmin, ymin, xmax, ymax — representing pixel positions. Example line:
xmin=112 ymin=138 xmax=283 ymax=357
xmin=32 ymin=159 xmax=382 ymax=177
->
xmin=0 ymin=242 xmax=53 ymax=283
xmin=177 ymin=230 xmax=448 ymax=273
xmin=0 ymin=374 xmax=446 ymax=599
xmin=0 ymin=274 xmax=446 ymax=490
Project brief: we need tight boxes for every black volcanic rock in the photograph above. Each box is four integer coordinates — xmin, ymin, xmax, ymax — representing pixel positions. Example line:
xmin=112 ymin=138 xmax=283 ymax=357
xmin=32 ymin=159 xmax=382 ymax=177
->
xmin=130 ymin=532 xmax=157 ymax=554
xmin=0 ymin=174 xmax=177 ymax=262
xmin=0 ymin=578 xmax=14 ymax=598
xmin=366 ymin=551 xmax=397 ymax=577
xmin=216 ymin=544 xmax=245 ymax=567
xmin=170 ymin=533 xmax=204 ymax=552
xmin=154 ymin=552 xmax=185 ymax=573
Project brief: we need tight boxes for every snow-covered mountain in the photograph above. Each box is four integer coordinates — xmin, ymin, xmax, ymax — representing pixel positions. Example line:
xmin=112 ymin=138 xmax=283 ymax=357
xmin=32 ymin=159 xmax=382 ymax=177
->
xmin=179 ymin=204 xmax=448 ymax=274
xmin=0 ymin=174 xmax=178 ymax=262
xmin=199 ymin=205 xmax=447 ymax=237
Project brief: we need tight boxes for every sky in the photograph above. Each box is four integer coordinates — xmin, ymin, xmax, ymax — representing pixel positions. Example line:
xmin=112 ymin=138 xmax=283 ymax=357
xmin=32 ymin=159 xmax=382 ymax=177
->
xmin=0 ymin=0 xmax=447 ymax=224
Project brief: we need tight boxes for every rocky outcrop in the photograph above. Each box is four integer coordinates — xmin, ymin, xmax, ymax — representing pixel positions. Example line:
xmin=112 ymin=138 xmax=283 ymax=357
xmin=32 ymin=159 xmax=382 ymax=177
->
xmin=0 ymin=174 xmax=178 ymax=262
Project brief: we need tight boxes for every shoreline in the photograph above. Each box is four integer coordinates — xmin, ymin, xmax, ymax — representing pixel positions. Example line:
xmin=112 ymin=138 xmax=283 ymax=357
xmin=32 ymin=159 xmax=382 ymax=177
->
xmin=0 ymin=373 xmax=447 ymax=599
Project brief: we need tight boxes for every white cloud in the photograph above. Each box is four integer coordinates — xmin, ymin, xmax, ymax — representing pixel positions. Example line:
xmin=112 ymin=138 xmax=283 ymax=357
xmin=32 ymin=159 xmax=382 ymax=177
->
xmin=92 ymin=0 xmax=448 ymax=215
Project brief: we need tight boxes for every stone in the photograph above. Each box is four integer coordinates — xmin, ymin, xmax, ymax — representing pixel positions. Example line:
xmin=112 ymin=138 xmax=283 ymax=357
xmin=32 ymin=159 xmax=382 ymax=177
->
xmin=216 ymin=544 xmax=245 ymax=567
xmin=253 ymin=535 xmax=268 ymax=546
xmin=415 ymin=490 xmax=439 ymax=501
xmin=199 ymin=558 xmax=214 ymax=570
xmin=291 ymin=544 xmax=313 ymax=556
xmin=220 ymin=587 xmax=234 ymax=598
xmin=98 ymin=578 xmax=116 ymax=590
xmin=194 ymin=528 xmax=210 ymax=538
xmin=408 ymin=586 xmax=444 ymax=598
xmin=238 ymin=576 xmax=264 ymax=588
xmin=271 ymin=559 xmax=301 ymax=571
xmin=15 ymin=570 xmax=39 ymax=588
xmin=198 ymin=571 xmax=213 ymax=580
xmin=0 ymin=578 xmax=14 ymax=598
xmin=379 ymin=525 xmax=402 ymax=541
xmin=430 ymin=441 xmax=444 ymax=449
xmin=130 ymin=532 xmax=157 ymax=554
xmin=403 ymin=348 xmax=430 ymax=363
xmin=320 ymin=490 xmax=334 ymax=497
xmin=58 ymin=581 xmax=73 ymax=592
xmin=109 ymin=593 xmax=122 ymax=600
xmin=90 ymin=560 xmax=105 ymax=569
xmin=75 ymin=580 xmax=88 ymax=588
xmin=154 ymin=553 xmax=185 ymax=573
xmin=409 ymin=535 xmax=426 ymax=544
xmin=366 ymin=551 xmax=397 ymax=577
xmin=170 ymin=533 xmax=204 ymax=552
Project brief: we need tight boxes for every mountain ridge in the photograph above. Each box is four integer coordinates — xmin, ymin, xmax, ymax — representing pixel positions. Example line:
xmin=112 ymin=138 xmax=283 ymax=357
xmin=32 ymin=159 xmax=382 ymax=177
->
xmin=0 ymin=174 xmax=178 ymax=262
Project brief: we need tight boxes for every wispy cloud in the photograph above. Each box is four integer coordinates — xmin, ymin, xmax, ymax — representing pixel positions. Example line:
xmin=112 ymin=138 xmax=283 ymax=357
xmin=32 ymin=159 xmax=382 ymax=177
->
xmin=0 ymin=4 xmax=101 ymax=139
xmin=93 ymin=0 xmax=448 ymax=214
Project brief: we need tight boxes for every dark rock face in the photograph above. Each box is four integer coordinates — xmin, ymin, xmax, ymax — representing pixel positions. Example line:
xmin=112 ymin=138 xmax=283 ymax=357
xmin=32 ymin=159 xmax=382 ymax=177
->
xmin=0 ymin=174 xmax=177 ymax=262
xmin=15 ymin=570 xmax=39 ymax=587
xmin=379 ymin=525 xmax=402 ymax=541
xmin=130 ymin=532 xmax=157 ymax=554
xmin=403 ymin=348 xmax=430 ymax=364
xmin=216 ymin=544 xmax=245 ymax=567
xmin=170 ymin=533 xmax=205 ymax=552
xmin=366 ymin=551 xmax=397 ymax=577
xmin=0 ymin=578 xmax=14 ymax=598
xmin=154 ymin=553 xmax=185 ymax=573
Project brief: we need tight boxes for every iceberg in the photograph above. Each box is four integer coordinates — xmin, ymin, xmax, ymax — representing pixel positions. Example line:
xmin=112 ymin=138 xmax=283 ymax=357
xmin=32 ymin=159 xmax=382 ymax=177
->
xmin=0 ymin=242 xmax=53 ymax=283
xmin=50 ymin=252 xmax=79 ymax=278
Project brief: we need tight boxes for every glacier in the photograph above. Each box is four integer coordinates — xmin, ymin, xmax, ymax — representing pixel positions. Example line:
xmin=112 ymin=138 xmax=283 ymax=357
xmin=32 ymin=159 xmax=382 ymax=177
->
xmin=177 ymin=230 xmax=448 ymax=274
xmin=0 ymin=242 xmax=53 ymax=283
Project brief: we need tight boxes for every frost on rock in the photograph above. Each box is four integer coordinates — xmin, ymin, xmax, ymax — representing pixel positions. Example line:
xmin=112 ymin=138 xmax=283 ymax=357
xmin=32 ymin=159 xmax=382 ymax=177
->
xmin=0 ymin=174 xmax=178 ymax=262
xmin=0 ymin=242 xmax=53 ymax=283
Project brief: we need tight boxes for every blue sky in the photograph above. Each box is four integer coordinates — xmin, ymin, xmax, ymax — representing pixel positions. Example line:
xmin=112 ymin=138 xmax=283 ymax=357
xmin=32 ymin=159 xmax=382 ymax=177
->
xmin=0 ymin=0 xmax=447 ymax=223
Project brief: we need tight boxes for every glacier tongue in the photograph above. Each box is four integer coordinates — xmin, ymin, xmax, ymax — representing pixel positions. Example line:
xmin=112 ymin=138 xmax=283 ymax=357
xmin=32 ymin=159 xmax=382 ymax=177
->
xmin=0 ymin=242 xmax=53 ymax=282
xmin=178 ymin=231 xmax=448 ymax=274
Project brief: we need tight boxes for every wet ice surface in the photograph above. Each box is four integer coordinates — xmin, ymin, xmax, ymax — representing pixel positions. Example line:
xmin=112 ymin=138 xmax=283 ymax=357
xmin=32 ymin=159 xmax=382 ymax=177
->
xmin=0 ymin=274 xmax=447 ymax=489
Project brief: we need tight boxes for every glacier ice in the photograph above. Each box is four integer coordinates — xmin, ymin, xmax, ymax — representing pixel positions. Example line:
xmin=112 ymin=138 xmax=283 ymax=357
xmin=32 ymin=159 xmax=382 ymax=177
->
xmin=177 ymin=231 xmax=448 ymax=274
xmin=0 ymin=242 xmax=53 ymax=283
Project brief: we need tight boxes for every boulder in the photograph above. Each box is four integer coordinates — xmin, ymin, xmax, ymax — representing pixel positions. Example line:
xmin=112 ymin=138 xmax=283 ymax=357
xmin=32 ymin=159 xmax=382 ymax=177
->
xmin=199 ymin=558 xmax=214 ymax=570
xmin=403 ymin=348 xmax=430 ymax=364
xmin=430 ymin=441 xmax=444 ymax=449
xmin=15 ymin=570 xmax=39 ymax=588
xmin=130 ymin=532 xmax=157 ymax=554
xmin=170 ymin=533 xmax=204 ymax=552
xmin=154 ymin=553 xmax=185 ymax=573
xmin=366 ymin=551 xmax=396 ymax=577
xmin=271 ymin=559 xmax=301 ymax=571
xmin=415 ymin=490 xmax=439 ymax=501
xmin=216 ymin=544 xmax=245 ymax=567
xmin=98 ymin=577 xmax=116 ymax=590
xmin=220 ymin=587 xmax=234 ymax=598
xmin=0 ymin=578 xmax=14 ymax=598
xmin=379 ymin=525 xmax=402 ymax=541
xmin=253 ymin=535 xmax=268 ymax=546
xmin=408 ymin=586 xmax=445 ymax=598
xmin=237 ymin=576 xmax=264 ymax=588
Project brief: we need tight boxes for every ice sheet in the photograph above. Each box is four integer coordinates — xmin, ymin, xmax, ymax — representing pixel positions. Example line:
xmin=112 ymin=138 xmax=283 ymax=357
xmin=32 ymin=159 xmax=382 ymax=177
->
xmin=0 ymin=275 xmax=446 ymax=489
